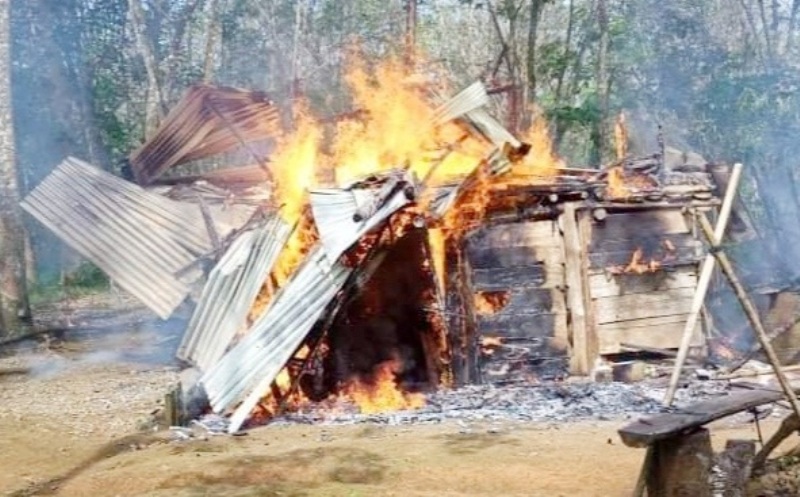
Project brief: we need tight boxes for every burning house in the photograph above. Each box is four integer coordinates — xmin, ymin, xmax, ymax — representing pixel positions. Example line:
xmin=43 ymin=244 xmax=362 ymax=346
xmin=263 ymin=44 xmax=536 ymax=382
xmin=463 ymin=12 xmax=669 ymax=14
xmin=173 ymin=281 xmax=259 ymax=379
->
xmin=20 ymin=61 xmax=734 ymax=432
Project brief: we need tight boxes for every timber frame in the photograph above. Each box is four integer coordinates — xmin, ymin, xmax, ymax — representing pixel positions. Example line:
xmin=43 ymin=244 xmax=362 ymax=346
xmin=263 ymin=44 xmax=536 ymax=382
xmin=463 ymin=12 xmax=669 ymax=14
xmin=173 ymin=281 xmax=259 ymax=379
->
xmin=444 ymin=196 xmax=719 ymax=383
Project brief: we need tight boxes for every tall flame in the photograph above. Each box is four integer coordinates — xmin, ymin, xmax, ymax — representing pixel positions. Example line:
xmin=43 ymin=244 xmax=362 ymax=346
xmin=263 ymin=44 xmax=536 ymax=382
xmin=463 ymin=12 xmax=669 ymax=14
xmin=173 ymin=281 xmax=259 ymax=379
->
xmin=272 ymin=106 xmax=321 ymax=224
xmin=512 ymin=113 xmax=565 ymax=178
xmin=614 ymin=112 xmax=628 ymax=160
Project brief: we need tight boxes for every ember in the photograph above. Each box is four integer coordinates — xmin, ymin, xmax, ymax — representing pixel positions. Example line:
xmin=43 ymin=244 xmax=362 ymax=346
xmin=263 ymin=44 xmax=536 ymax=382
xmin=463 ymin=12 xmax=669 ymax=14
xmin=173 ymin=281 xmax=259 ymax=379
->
xmin=474 ymin=291 xmax=511 ymax=314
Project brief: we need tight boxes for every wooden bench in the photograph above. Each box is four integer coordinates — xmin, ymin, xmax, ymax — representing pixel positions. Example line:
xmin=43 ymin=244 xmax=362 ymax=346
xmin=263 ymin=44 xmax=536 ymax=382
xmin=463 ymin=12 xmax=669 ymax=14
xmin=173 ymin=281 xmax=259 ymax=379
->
xmin=618 ymin=384 xmax=800 ymax=497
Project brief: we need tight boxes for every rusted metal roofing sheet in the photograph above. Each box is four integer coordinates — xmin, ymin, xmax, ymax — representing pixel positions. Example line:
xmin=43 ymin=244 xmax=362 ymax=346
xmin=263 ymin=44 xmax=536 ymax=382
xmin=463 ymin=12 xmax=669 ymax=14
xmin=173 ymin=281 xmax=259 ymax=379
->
xmin=177 ymin=216 xmax=291 ymax=371
xmin=20 ymin=157 xmax=212 ymax=319
xmin=310 ymin=170 xmax=416 ymax=263
xmin=129 ymin=85 xmax=281 ymax=185
xmin=200 ymin=246 xmax=352 ymax=433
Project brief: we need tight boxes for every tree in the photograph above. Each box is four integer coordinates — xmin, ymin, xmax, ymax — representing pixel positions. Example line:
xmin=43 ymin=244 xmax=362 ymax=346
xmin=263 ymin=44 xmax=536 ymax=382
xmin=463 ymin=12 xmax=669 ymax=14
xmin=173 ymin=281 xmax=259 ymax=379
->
xmin=0 ymin=0 xmax=29 ymax=334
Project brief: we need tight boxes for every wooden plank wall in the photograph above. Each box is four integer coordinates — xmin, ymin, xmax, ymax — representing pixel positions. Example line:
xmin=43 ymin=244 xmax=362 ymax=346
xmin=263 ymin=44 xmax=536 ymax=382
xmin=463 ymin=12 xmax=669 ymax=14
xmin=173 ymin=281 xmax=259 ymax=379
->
xmin=464 ymin=221 xmax=569 ymax=383
xmin=586 ymin=209 xmax=704 ymax=354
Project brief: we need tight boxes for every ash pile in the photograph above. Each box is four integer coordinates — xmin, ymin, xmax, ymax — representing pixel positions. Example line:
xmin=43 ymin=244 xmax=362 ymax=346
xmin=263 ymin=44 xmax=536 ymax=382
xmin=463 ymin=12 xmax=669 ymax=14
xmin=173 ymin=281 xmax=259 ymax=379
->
xmin=19 ymin=63 xmax=731 ymax=434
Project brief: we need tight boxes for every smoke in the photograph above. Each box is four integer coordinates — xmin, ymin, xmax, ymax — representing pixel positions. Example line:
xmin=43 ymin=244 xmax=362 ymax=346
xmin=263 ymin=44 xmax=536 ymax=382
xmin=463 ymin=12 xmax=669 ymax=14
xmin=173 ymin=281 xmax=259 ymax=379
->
xmin=7 ymin=314 xmax=186 ymax=380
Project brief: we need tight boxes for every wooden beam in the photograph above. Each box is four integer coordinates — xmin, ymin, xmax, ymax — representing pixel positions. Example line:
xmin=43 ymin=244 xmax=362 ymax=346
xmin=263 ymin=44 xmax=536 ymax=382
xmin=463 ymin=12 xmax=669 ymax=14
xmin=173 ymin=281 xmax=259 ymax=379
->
xmin=562 ymin=203 xmax=592 ymax=375
xmin=620 ymin=384 xmax=800 ymax=448
xmin=578 ymin=210 xmax=598 ymax=369
xmin=696 ymin=212 xmax=800 ymax=423
xmin=664 ymin=162 xmax=743 ymax=406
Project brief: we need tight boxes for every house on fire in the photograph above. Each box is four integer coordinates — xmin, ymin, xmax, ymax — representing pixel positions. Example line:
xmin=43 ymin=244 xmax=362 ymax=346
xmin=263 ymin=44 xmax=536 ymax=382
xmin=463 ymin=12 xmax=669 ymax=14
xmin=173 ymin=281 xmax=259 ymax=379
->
xmin=20 ymin=80 xmax=756 ymax=432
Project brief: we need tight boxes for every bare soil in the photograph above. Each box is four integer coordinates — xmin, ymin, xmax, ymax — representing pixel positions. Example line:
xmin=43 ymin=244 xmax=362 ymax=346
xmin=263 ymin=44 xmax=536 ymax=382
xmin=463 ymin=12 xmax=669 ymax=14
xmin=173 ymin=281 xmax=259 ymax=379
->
xmin=0 ymin=295 xmax=796 ymax=497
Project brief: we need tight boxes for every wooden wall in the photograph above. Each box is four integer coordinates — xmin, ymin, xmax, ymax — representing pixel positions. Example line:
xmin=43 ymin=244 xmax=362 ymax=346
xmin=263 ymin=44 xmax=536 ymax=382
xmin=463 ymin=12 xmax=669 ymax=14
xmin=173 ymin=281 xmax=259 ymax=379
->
xmin=584 ymin=208 xmax=704 ymax=355
xmin=463 ymin=220 xmax=569 ymax=383
xmin=450 ymin=205 xmax=707 ymax=383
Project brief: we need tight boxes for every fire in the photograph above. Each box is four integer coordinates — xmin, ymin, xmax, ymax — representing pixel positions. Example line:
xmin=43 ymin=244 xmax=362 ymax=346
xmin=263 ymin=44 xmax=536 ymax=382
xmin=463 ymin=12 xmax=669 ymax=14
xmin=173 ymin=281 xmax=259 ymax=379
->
xmin=339 ymin=358 xmax=425 ymax=414
xmin=331 ymin=55 xmax=485 ymax=186
xmin=510 ymin=112 xmax=565 ymax=179
xmin=605 ymin=166 xmax=657 ymax=200
xmin=623 ymin=247 xmax=661 ymax=274
xmin=480 ymin=336 xmax=504 ymax=356
xmin=609 ymin=240 xmax=675 ymax=274
xmin=474 ymin=291 xmax=510 ymax=314
xmin=481 ymin=336 xmax=504 ymax=347
xmin=614 ymin=112 xmax=628 ymax=160
xmin=272 ymin=106 xmax=321 ymax=224
xmin=427 ymin=228 xmax=447 ymax=295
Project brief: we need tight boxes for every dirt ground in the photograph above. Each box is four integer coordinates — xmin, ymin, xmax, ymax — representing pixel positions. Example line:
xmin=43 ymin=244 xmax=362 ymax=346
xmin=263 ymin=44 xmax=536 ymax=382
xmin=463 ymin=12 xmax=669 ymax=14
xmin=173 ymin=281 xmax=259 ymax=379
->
xmin=0 ymin=296 xmax=796 ymax=497
xmin=2 ymin=356 xmax=793 ymax=497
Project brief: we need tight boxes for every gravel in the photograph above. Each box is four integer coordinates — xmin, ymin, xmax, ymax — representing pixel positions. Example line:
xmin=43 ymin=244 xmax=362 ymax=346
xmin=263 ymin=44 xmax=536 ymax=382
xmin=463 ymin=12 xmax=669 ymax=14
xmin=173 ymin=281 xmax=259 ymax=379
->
xmin=0 ymin=350 xmax=179 ymax=439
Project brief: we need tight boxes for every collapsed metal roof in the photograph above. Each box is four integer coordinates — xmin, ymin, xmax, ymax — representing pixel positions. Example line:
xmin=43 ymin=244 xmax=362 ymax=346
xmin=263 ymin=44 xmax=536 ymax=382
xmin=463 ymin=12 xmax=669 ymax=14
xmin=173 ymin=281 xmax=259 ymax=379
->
xmin=128 ymin=85 xmax=281 ymax=185
xmin=25 ymin=79 xmax=721 ymax=432
xmin=310 ymin=169 xmax=417 ymax=262
xmin=21 ymin=157 xmax=214 ymax=318
xmin=177 ymin=215 xmax=291 ymax=371
xmin=202 ymin=246 xmax=353 ymax=433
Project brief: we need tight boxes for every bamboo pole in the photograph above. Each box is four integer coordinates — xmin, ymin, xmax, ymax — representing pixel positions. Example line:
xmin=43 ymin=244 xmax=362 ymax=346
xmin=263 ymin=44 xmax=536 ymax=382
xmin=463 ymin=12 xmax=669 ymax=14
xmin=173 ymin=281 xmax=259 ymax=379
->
xmin=696 ymin=213 xmax=800 ymax=421
xmin=664 ymin=163 xmax=743 ymax=405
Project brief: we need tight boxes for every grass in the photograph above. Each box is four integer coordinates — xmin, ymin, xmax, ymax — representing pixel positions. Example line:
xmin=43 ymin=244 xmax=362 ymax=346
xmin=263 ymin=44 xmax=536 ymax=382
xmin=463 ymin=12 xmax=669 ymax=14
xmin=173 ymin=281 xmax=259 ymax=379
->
xmin=28 ymin=262 xmax=110 ymax=306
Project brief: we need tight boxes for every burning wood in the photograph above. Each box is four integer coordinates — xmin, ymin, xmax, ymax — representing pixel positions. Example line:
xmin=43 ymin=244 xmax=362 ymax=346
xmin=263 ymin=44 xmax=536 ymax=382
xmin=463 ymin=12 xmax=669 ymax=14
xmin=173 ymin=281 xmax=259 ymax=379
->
xmin=607 ymin=240 xmax=678 ymax=275
xmin=21 ymin=51 xmax=729 ymax=434
xmin=338 ymin=357 xmax=426 ymax=415
xmin=474 ymin=291 xmax=511 ymax=314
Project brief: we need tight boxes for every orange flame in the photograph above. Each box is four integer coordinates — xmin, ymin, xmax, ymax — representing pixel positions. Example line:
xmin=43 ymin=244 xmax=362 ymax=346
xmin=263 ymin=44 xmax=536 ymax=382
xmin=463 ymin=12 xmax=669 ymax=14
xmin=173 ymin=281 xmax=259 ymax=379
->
xmin=614 ymin=112 xmax=628 ymax=160
xmin=511 ymin=113 xmax=565 ymax=178
xmin=605 ymin=166 xmax=656 ymax=200
xmin=272 ymin=106 xmax=321 ymax=224
xmin=609 ymin=246 xmax=675 ymax=274
xmin=474 ymin=291 xmax=510 ymax=315
xmin=339 ymin=358 xmax=425 ymax=414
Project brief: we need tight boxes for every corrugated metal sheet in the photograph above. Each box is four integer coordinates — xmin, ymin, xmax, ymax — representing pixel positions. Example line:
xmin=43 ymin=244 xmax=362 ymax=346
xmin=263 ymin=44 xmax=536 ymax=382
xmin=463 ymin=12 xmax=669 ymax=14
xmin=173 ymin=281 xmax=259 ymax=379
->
xmin=310 ymin=171 xmax=416 ymax=262
xmin=20 ymin=157 xmax=212 ymax=319
xmin=464 ymin=107 xmax=522 ymax=150
xmin=129 ymin=85 xmax=281 ymax=184
xmin=434 ymin=81 xmax=490 ymax=124
xmin=200 ymin=246 xmax=352 ymax=433
xmin=177 ymin=216 xmax=291 ymax=371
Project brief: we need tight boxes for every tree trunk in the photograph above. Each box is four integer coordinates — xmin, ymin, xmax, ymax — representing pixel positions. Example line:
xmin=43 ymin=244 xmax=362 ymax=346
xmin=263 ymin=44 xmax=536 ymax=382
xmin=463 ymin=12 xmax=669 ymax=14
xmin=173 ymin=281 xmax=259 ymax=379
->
xmin=786 ymin=0 xmax=800 ymax=52
xmin=0 ymin=0 xmax=30 ymax=333
xmin=553 ymin=0 xmax=574 ymax=104
xmin=128 ymin=0 xmax=165 ymax=139
xmin=592 ymin=0 xmax=610 ymax=166
xmin=202 ymin=0 xmax=221 ymax=83
xmin=526 ymin=0 xmax=544 ymax=101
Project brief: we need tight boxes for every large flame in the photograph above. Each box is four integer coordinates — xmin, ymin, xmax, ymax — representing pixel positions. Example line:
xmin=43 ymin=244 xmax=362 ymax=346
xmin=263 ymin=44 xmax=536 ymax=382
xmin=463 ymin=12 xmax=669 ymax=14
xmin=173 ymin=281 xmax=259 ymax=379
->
xmin=339 ymin=357 xmax=425 ymax=414
xmin=246 ymin=53 xmax=577 ymax=423
xmin=272 ymin=106 xmax=321 ymax=224
xmin=511 ymin=113 xmax=565 ymax=178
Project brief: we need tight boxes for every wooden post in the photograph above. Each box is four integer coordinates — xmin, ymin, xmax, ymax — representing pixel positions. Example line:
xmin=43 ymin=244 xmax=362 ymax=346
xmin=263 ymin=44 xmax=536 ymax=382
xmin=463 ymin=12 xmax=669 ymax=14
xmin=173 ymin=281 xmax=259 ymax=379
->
xmin=715 ymin=439 xmax=756 ymax=496
xmin=664 ymin=163 xmax=743 ymax=405
xmin=445 ymin=239 xmax=467 ymax=385
xmin=562 ymin=203 xmax=592 ymax=375
xmin=647 ymin=428 xmax=714 ymax=497
xmin=696 ymin=213 xmax=800 ymax=424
